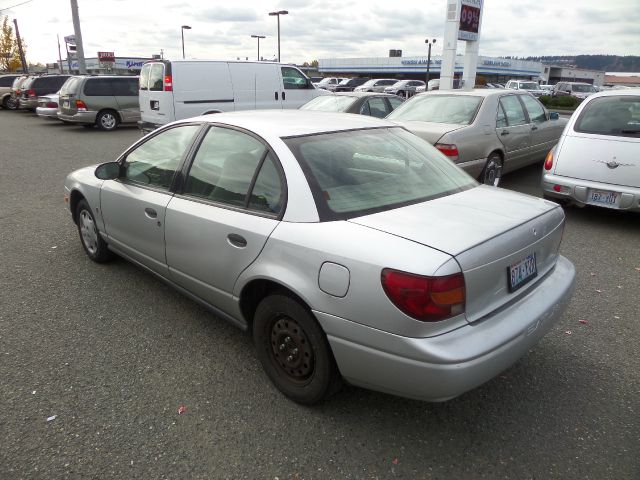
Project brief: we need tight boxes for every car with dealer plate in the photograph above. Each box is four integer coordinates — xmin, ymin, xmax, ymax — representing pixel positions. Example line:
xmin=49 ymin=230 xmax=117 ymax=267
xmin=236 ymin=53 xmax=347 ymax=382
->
xmin=542 ymin=89 xmax=640 ymax=211
xmin=64 ymin=110 xmax=575 ymax=404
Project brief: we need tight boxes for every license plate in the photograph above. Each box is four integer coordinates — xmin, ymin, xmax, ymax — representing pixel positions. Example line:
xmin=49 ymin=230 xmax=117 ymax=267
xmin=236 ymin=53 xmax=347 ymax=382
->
xmin=63 ymin=100 xmax=70 ymax=108
xmin=508 ymin=253 xmax=537 ymax=292
xmin=588 ymin=189 xmax=620 ymax=208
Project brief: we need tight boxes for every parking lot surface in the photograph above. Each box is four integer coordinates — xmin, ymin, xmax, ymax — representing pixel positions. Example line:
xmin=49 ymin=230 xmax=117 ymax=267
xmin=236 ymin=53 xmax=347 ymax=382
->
xmin=0 ymin=109 xmax=638 ymax=479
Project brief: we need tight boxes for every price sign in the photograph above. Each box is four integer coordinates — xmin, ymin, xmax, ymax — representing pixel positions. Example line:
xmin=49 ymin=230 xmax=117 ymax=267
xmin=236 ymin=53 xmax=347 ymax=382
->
xmin=458 ymin=0 xmax=482 ymax=41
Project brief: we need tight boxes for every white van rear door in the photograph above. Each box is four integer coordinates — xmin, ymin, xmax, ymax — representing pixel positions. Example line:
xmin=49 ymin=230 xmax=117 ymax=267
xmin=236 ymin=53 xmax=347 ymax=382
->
xmin=279 ymin=65 xmax=324 ymax=109
xmin=139 ymin=62 xmax=175 ymax=127
xmin=172 ymin=61 xmax=234 ymax=118
xmin=228 ymin=62 xmax=282 ymax=111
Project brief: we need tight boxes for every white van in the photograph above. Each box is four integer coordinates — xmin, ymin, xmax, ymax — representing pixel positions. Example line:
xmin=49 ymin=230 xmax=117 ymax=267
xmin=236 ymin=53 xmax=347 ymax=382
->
xmin=138 ymin=60 xmax=325 ymax=132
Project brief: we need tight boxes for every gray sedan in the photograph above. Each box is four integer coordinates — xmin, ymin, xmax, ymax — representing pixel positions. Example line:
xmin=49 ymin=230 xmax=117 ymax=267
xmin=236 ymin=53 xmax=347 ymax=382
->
xmin=65 ymin=111 xmax=575 ymax=404
xmin=300 ymin=92 xmax=404 ymax=118
xmin=388 ymin=89 xmax=567 ymax=185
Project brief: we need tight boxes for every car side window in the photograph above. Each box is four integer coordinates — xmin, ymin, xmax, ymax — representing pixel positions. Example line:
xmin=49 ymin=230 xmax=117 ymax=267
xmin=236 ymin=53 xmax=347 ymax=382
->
xmin=367 ymin=97 xmax=390 ymax=118
xmin=248 ymin=153 xmax=284 ymax=214
xmin=496 ymin=103 xmax=508 ymax=128
xmin=387 ymin=96 xmax=404 ymax=110
xmin=112 ymin=78 xmax=139 ymax=96
xmin=281 ymin=66 xmax=311 ymax=90
xmin=359 ymin=101 xmax=371 ymax=116
xmin=183 ymin=127 xmax=266 ymax=208
xmin=123 ymin=125 xmax=200 ymax=189
xmin=520 ymin=94 xmax=546 ymax=122
xmin=499 ymin=95 xmax=527 ymax=126
xmin=84 ymin=78 xmax=113 ymax=96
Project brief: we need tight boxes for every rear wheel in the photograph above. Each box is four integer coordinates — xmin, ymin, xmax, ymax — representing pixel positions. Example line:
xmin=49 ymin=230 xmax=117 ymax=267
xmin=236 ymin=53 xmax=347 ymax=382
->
xmin=480 ymin=152 xmax=503 ymax=186
xmin=96 ymin=110 xmax=120 ymax=131
xmin=5 ymin=97 xmax=18 ymax=110
xmin=253 ymin=294 xmax=342 ymax=405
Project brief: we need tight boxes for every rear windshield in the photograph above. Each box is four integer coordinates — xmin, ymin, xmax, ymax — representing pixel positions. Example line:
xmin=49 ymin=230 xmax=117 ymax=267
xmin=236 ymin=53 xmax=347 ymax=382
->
xmin=571 ymin=84 xmax=596 ymax=93
xmin=284 ymin=127 xmax=476 ymax=220
xmin=300 ymin=95 xmax=357 ymax=112
xmin=574 ymin=95 xmax=640 ymax=137
xmin=387 ymin=94 xmax=482 ymax=125
xmin=59 ymin=77 xmax=82 ymax=95
xmin=519 ymin=82 xmax=539 ymax=90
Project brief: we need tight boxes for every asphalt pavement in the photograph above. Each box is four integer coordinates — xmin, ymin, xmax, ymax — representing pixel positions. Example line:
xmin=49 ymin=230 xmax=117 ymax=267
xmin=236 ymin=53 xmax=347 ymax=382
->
xmin=0 ymin=109 xmax=638 ymax=479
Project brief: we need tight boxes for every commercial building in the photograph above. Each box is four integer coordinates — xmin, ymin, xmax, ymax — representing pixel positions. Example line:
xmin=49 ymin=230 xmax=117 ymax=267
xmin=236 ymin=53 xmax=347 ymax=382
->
xmin=46 ymin=57 xmax=152 ymax=75
xmin=540 ymin=65 xmax=605 ymax=87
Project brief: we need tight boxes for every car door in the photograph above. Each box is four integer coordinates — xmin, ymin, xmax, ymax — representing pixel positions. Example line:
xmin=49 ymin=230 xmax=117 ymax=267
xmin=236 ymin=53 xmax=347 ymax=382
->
xmin=165 ymin=125 xmax=283 ymax=314
xmin=279 ymin=65 xmax=319 ymax=109
xmin=100 ymin=124 xmax=202 ymax=274
xmin=496 ymin=94 xmax=532 ymax=171
xmin=519 ymin=94 xmax=558 ymax=162
xmin=112 ymin=77 xmax=140 ymax=123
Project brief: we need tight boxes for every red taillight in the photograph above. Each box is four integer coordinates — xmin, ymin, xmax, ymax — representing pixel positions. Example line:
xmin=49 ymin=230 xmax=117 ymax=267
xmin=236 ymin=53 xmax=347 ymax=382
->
xmin=544 ymin=149 xmax=554 ymax=170
xmin=381 ymin=269 xmax=466 ymax=322
xmin=46 ymin=101 xmax=58 ymax=108
xmin=76 ymin=100 xmax=87 ymax=111
xmin=435 ymin=143 xmax=459 ymax=161
xmin=28 ymin=89 xmax=36 ymax=98
xmin=164 ymin=75 xmax=173 ymax=91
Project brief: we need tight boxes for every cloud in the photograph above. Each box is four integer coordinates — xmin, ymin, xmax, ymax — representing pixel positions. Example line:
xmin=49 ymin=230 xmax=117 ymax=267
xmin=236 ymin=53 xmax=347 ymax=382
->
xmin=201 ymin=7 xmax=259 ymax=22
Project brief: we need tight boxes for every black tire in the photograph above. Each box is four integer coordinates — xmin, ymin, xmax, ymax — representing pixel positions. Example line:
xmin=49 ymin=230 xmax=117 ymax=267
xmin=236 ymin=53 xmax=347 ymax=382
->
xmin=75 ymin=199 xmax=114 ymax=263
xmin=96 ymin=110 xmax=120 ymax=131
xmin=1 ymin=96 xmax=10 ymax=109
xmin=6 ymin=97 xmax=18 ymax=110
xmin=480 ymin=152 xmax=503 ymax=186
xmin=253 ymin=294 xmax=342 ymax=405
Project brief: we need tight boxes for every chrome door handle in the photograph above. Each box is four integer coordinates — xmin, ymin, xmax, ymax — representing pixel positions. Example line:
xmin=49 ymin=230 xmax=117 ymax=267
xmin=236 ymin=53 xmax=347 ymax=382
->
xmin=227 ymin=233 xmax=247 ymax=248
xmin=144 ymin=207 xmax=157 ymax=218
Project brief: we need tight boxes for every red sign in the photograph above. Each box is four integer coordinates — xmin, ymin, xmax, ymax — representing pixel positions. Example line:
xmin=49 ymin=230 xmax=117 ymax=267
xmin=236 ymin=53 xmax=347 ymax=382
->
xmin=98 ymin=51 xmax=115 ymax=62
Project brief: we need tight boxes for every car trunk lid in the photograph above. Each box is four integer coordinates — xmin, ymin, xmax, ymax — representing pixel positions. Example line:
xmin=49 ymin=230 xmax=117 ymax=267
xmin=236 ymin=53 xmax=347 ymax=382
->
xmin=391 ymin=120 xmax=465 ymax=144
xmin=349 ymin=186 xmax=565 ymax=323
xmin=555 ymin=133 xmax=640 ymax=188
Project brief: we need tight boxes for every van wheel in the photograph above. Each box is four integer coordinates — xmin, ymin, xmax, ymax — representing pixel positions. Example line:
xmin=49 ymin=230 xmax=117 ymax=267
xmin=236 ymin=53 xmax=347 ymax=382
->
xmin=1 ymin=96 xmax=10 ymax=109
xmin=96 ymin=110 xmax=120 ymax=131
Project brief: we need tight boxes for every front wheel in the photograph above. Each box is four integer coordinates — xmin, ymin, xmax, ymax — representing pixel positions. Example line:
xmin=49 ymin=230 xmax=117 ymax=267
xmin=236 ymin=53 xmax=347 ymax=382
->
xmin=480 ymin=153 xmax=503 ymax=186
xmin=253 ymin=294 xmax=342 ymax=405
xmin=76 ymin=199 xmax=114 ymax=263
xmin=96 ymin=110 xmax=120 ymax=131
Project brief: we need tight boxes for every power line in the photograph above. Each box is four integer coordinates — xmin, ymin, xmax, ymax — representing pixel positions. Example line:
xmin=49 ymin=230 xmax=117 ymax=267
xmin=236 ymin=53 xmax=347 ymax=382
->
xmin=0 ymin=0 xmax=34 ymax=13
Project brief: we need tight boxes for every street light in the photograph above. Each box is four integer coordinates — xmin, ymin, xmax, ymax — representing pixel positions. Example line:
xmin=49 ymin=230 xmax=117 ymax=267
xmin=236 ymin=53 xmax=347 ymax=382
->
xmin=181 ymin=25 xmax=191 ymax=59
xmin=251 ymin=34 xmax=266 ymax=61
xmin=268 ymin=10 xmax=288 ymax=62
xmin=425 ymin=38 xmax=436 ymax=86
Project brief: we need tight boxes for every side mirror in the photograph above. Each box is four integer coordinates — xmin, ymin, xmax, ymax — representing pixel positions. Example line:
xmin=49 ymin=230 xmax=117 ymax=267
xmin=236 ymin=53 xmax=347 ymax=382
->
xmin=549 ymin=112 xmax=560 ymax=120
xmin=95 ymin=161 xmax=120 ymax=180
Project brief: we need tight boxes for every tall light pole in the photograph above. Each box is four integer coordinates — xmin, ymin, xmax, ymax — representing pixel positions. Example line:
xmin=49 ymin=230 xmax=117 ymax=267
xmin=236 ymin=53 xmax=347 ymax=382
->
xmin=181 ymin=25 xmax=191 ymax=59
xmin=268 ymin=10 xmax=288 ymax=62
xmin=425 ymin=38 xmax=436 ymax=87
xmin=250 ymin=35 xmax=266 ymax=61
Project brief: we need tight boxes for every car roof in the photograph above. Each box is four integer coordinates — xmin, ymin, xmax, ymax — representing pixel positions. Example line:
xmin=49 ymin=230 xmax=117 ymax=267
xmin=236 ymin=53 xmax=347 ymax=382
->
xmin=584 ymin=89 xmax=639 ymax=99
xmin=331 ymin=92 xmax=400 ymax=98
xmin=415 ymin=88 xmax=519 ymax=98
xmin=182 ymin=110 xmax=396 ymax=137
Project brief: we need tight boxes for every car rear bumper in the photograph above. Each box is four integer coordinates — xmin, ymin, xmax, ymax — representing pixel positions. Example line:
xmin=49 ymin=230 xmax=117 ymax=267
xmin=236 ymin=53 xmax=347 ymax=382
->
xmin=19 ymin=98 xmax=37 ymax=109
xmin=315 ymin=255 xmax=575 ymax=402
xmin=542 ymin=172 xmax=640 ymax=212
xmin=57 ymin=111 xmax=98 ymax=124
xmin=36 ymin=107 xmax=59 ymax=119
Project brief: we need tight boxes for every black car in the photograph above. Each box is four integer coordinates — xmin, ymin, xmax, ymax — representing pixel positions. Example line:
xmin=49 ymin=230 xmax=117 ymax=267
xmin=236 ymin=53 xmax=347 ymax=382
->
xmin=299 ymin=92 xmax=404 ymax=118
xmin=334 ymin=77 xmax=370 ymax=92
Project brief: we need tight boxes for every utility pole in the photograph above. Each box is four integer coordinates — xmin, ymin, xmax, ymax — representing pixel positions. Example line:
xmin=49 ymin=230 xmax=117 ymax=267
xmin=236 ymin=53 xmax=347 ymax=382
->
xmin=69 ymin=0 xmax=87 ymax=74
xmin=12 ymin=18 xmax=27 ymax=73
xmin=57 ymin=34 xmax=64 ymax=73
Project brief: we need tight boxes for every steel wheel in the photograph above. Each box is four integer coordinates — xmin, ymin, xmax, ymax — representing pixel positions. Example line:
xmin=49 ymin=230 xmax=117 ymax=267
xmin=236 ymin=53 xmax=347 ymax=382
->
xmin=481 ymin=153 xmax=503 ymax=187
xmin=253 ymin=294 xmax=341 ymax=404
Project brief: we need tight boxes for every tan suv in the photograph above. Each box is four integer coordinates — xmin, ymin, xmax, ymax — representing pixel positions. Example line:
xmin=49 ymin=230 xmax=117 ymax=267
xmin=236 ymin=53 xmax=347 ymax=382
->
xmin=0 ymin=74 xmax=21 ymax=109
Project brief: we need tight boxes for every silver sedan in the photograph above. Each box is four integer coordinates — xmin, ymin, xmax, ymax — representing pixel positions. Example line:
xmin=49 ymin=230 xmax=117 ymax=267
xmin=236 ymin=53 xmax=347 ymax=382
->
xmin=542 ymin=89 xmax=640 ymax=211
xmin=65 ymin=111 xmax=575 ymax=404
xmin=387 ymin=89 xmax=567 ymax=185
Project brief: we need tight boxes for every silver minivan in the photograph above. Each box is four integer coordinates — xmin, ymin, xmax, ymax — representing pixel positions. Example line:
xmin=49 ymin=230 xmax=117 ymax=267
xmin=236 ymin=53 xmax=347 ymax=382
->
xmin=57 ymin=75 xmax=140 ymax=130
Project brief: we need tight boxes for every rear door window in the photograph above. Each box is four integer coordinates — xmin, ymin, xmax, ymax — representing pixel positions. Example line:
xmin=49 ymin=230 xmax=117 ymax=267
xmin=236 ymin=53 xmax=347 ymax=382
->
xmin=84 ymin=78 xmax=114 ymax=96
xmin=112 ymin=78 xmax=139 ymax=96
xmin=367 ymin=97 xmax=391 ymax=118
xmin=139 ymin=64 xmax=151 ymax=90
xmin=499 ymin=95 xmax=527 ymax=126
xmin=149 ymin=64 xmax=164 ymax=91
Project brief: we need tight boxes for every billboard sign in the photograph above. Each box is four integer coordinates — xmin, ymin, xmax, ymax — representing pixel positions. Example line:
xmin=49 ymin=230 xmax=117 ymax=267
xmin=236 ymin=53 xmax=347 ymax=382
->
xmin=64 ymin=35 xmax=76 ymax=44
xmin=98 ymin=51 xmax=116 ymax=62
xmin=458 ymin=0 xmax=482 ymax=41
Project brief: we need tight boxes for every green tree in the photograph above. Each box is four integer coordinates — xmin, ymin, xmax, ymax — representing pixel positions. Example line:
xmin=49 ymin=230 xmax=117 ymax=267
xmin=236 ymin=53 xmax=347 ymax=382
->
xmin=0 ymin=15 xmax=27 ymax=72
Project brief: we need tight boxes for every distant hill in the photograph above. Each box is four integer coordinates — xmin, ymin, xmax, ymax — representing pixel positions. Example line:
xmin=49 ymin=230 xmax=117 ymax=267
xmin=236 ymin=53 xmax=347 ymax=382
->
xmin=501 ymin=55 xmax=640 ymax=72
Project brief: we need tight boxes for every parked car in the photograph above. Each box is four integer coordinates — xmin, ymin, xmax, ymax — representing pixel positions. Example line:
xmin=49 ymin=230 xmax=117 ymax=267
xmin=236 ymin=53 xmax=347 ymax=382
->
xmin=57 ymin=75 xmax=140 ymax=131
xmin=138 ymin=60 xmax=324 ymax=133
xmin=18 ymin=74 xmax=70 ymax=110
xmin=64 ymin=110 xmax=575 ymax=404
xmin=539 ymin=84 xmax=554 ymax=94
xmin=505 ymin=80 xmax=545 ymax=97
xmin=542 ymin=90 xmax=639 ymax=211
xmin=300 ymin=92 xmax=404 ymax=117
xmin=334 ymin=77 xmax=370 ymax=92
xmin=552 ymin=82 xmax=597 ymax=100
xmin=309 ymin=76 xmax=323 ymax=83
xmin=6 ymin=75 xmax=29 ymax=110
xmin=416 ymin=78 xmax=462 ymax=92
xmin=36 ymin=93 xmax=60 ymax=120
xmin=0 ymin=74 xmax=21 ymax=109
xmin=354 ymin=78 xmax=398 ymax=92
xmin=387 ymin=89 xmax=567 ymax=185
xmin=384 ymin=80 xmax=426 ymax=98
xmin=315 ymin=77 xmax=347 ymax=91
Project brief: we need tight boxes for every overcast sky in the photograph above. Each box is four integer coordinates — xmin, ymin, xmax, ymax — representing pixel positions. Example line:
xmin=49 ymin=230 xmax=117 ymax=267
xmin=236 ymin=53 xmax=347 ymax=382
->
xmin=1 ymin=0 xmax=638 ymax=65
